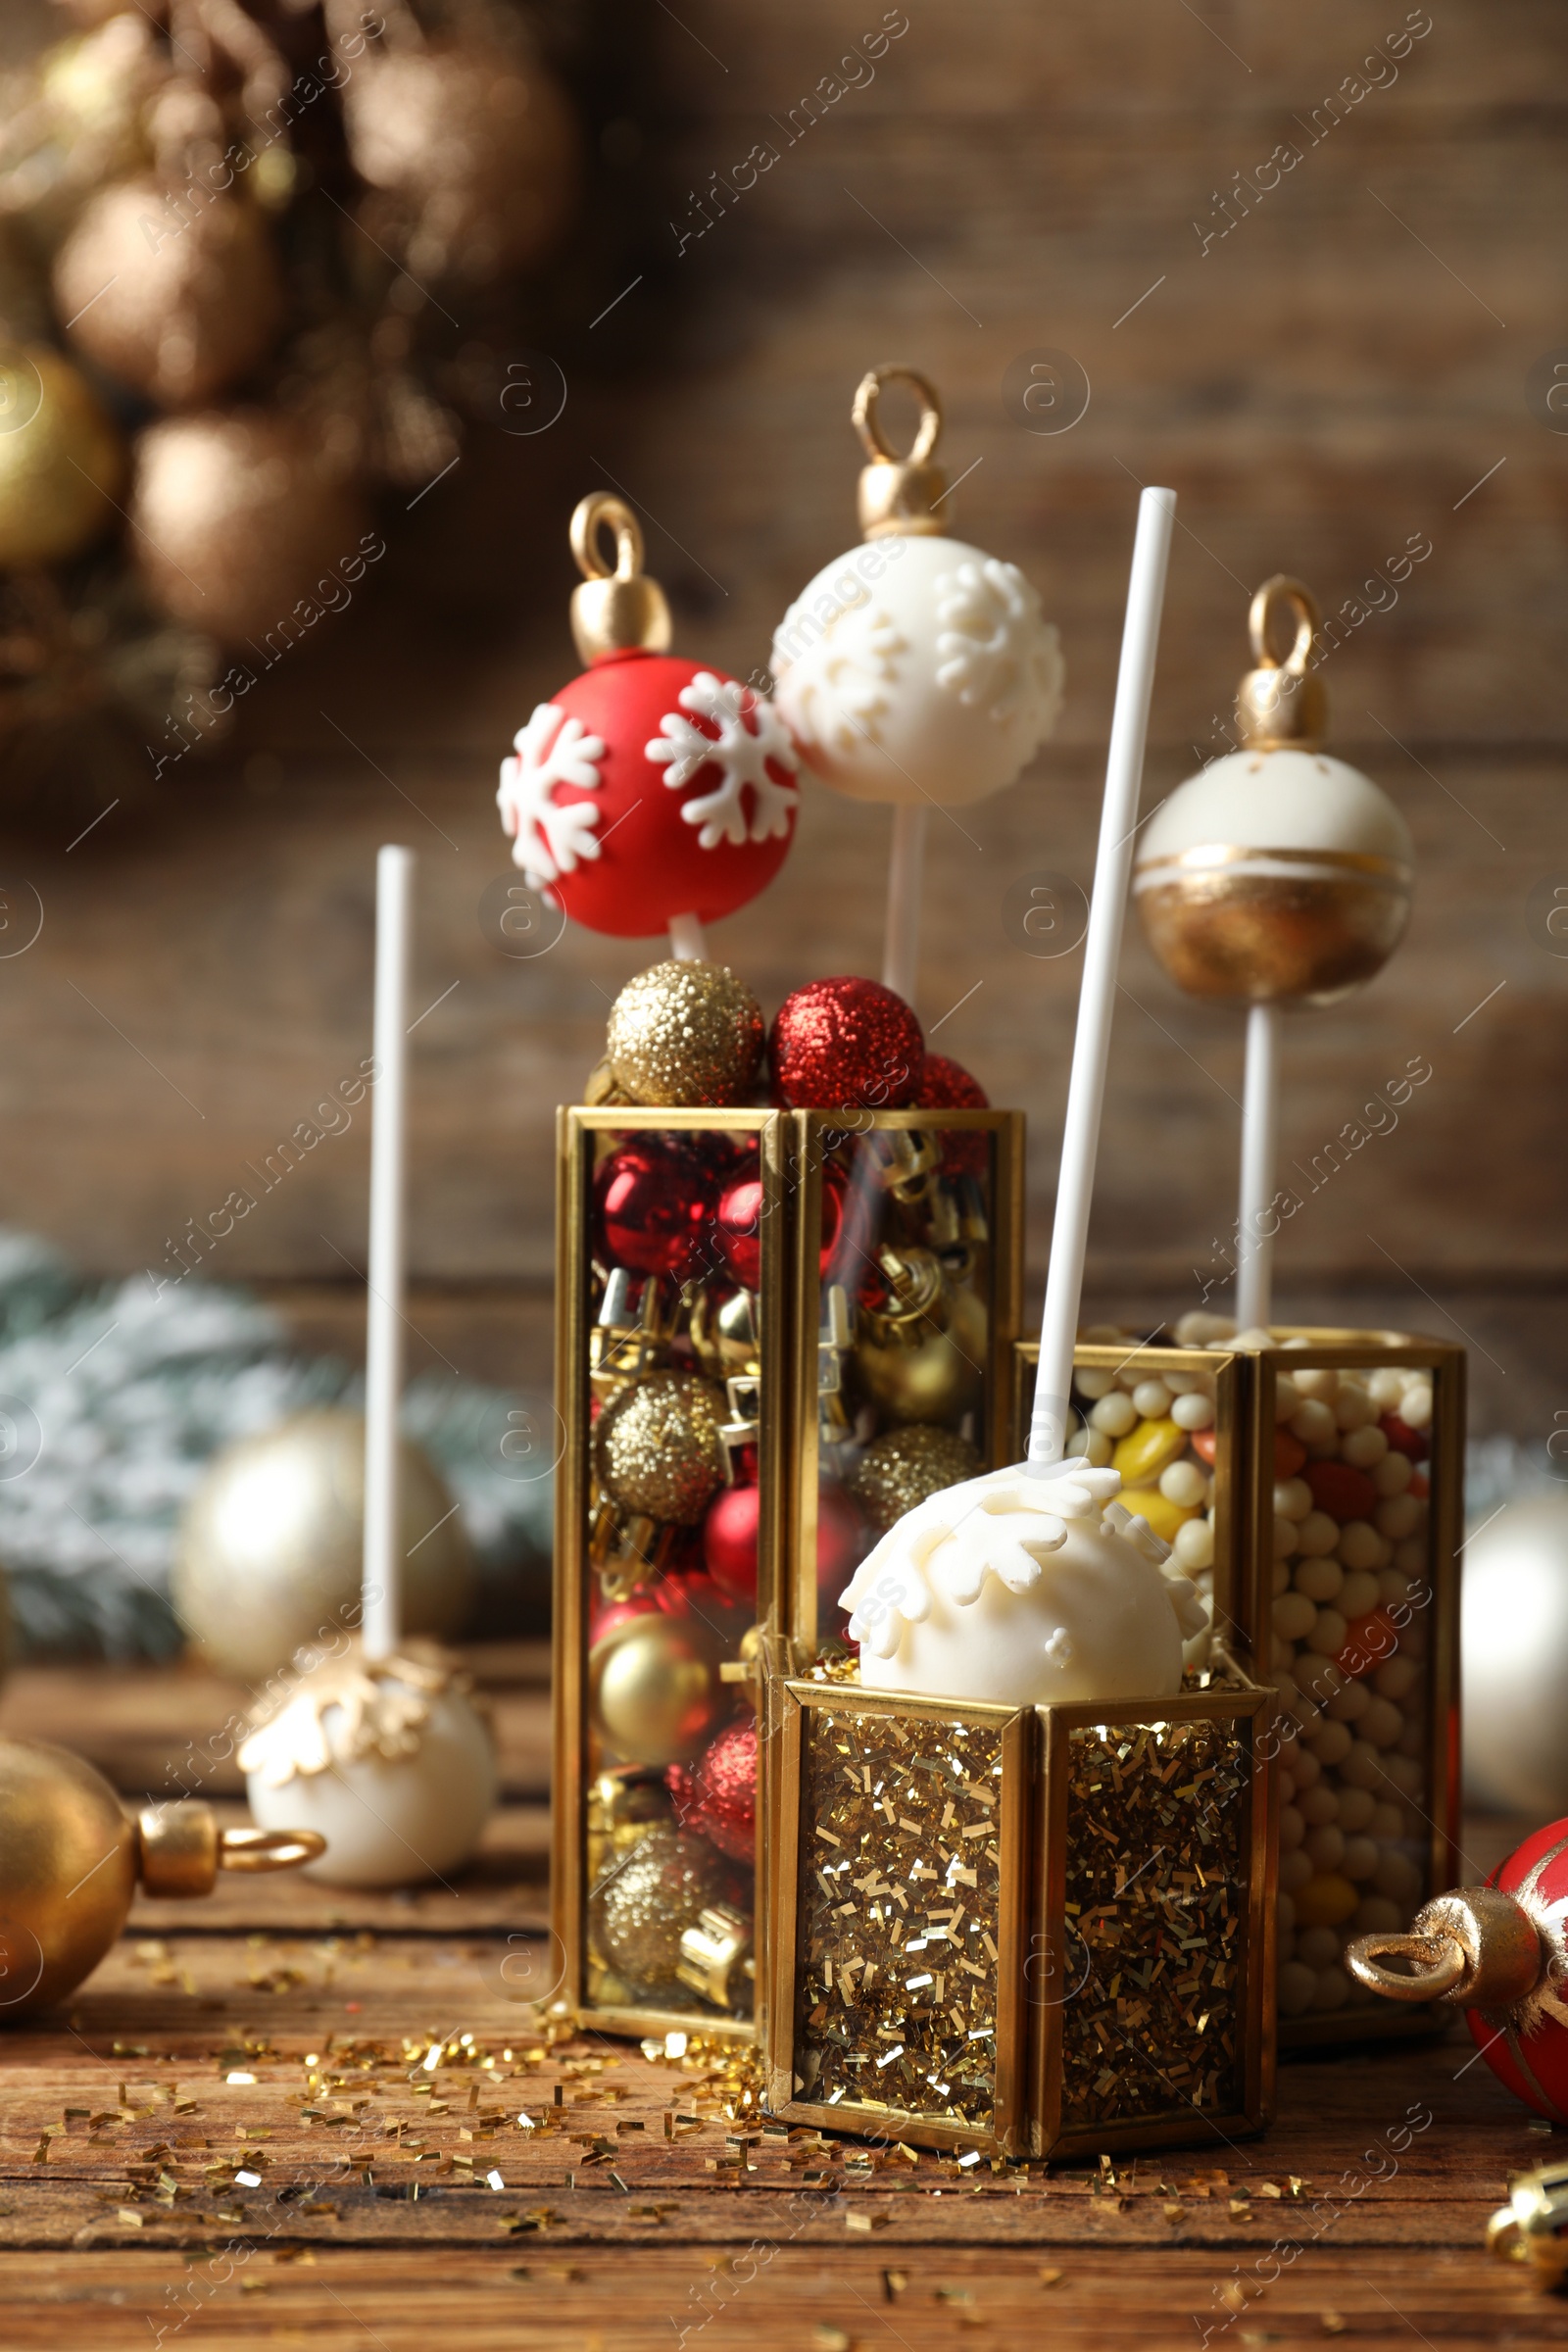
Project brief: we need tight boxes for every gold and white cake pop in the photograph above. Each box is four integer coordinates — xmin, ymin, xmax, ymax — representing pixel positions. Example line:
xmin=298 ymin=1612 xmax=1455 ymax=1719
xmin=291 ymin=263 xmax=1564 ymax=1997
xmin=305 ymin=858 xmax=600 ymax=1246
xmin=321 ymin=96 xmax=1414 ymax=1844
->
xmin=240 ymin=1639 xmax=496 ymax=1888
xmin=770 ymin=366 xmax=1064 ymax=808
xmin=1134 ymin=576 xmax=1413 ymax=1005
xmin=839 ymin=1458 xmax=1205 ymax=1710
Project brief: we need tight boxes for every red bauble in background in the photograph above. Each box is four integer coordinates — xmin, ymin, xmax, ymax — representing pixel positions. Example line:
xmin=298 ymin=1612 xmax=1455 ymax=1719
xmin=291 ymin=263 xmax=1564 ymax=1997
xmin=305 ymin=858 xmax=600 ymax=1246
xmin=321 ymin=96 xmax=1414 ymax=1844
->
xmin=667 ymin=1717 xmax=757 ymax=1863
xmin=768 ymin=977 xmax=924 ymax=1110
xmin=915 ymin=1050 xmax=991 ymax=1179
xmin=714 ymin=1160 xmax=765 ymax=1293
xmin=701 ymin=1478 xmax=866 ymax=1607
xmin=499 ymin=649 xmax=800 ymax=939
xmin=1467 ymin=1818 xmax=1568 ymax=2125
xmin=593 ymin=1137 xmax=716 ymax=1278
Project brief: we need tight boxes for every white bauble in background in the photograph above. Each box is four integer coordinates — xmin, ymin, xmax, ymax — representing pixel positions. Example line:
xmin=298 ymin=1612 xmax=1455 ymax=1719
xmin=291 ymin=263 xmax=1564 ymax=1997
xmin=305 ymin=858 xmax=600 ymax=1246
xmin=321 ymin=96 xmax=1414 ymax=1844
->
xmin=772 ymin=533 xmax=1063 ymax=808
xmin=1462 ymin=1494 xmax=1568 ymax=1815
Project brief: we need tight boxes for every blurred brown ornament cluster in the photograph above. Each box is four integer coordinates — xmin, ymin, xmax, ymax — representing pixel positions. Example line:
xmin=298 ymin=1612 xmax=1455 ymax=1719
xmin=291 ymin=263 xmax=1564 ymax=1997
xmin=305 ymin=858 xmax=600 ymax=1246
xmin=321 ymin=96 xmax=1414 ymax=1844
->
xmin=0 ymin=0 xmax=580 ymax=827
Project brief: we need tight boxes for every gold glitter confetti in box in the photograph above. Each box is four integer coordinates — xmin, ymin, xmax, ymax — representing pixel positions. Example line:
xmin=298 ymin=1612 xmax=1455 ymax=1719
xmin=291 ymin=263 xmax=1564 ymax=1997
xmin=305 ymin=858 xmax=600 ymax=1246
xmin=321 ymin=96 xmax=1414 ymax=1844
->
xmin=763 ymin=1666 xmax=1276 ymax=2158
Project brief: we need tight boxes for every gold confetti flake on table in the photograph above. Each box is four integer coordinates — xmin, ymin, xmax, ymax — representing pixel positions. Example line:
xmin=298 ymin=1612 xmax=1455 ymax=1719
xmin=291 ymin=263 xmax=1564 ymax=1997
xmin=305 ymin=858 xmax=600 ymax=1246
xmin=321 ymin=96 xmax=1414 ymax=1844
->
xmin=793 ymin=1705 xmax=1004 ymax=2130
xmin=1058 ymin=1715 xmax=1249 ymax=2131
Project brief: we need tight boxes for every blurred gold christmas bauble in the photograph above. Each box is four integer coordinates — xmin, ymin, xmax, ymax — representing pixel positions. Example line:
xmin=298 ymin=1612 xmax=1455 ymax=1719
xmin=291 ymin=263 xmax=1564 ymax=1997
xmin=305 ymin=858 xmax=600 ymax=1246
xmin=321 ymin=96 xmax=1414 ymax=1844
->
xmin=54 ymin=178 xmax=285 ymax=410
xmin=595 ymin=1373 xmax=728 ymax=1525
xmin=0 ymin=345 xmax=123 ymax=567
xmin=606 ymin=960 xmax=764 ymax=1107
xmin=856 ymin=1280 xmax=987 ymax=1426
xmin=0 ymin=1737 xmax=321 ymax=2019
xmin=130 ymin=407 xmax=368 ymax=646
xmin=589 ymin=1823 xmax=732 ymax=1993
xmin=342 ymin=44 xmax=577 ymax=282
xmin=849 ymin=1424 xmax=982 ymax=1531
xmin=588 ymin=1608 xmax=731 ymax=1769
xmin=172 ymin=1407 xmax=474 ymax=1684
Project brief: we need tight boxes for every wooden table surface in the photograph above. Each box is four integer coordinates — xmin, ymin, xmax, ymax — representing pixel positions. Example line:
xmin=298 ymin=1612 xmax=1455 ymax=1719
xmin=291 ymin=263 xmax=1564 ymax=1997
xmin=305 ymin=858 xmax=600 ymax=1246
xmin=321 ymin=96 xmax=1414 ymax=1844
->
xmin=0 ymin=1658 xmax=1561 ymax=2350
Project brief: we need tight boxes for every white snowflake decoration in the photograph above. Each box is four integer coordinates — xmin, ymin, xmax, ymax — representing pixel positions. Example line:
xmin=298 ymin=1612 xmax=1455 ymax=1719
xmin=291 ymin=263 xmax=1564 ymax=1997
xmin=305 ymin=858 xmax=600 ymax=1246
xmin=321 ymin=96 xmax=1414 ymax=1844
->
xmin=497 ymin=703 xmax=606 ymax=886
xmin=773 ymin=604 xmax=905 ymax=755
xmin=934 ymin=558 xmax=1065 ymax=748
xmin=644 ymin=672 xmax=801 ymax=851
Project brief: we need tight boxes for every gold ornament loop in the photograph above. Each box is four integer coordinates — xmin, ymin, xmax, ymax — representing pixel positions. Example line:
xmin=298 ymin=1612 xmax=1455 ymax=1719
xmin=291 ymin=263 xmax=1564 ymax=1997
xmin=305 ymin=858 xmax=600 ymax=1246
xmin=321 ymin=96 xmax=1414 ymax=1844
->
xmin=568 ymin=491 xmax=672 ymax=661
xmin=1344 ymin=1927 xmax=1466 ymax=2002
xmin=1236 ymin=571 xmax=1327 ymax=751
xmin=219 ymin=1825 xmax=328 ymax=1874
xmin=853 ymin=365 xmax=950 ymax=540
xmin=853 ymin=365 xmax=944 ymax=467
xmin=1249 ymin=573 xmax=1318 ymax=675
xmin=571 ymin=491 xmax=645 ymax=585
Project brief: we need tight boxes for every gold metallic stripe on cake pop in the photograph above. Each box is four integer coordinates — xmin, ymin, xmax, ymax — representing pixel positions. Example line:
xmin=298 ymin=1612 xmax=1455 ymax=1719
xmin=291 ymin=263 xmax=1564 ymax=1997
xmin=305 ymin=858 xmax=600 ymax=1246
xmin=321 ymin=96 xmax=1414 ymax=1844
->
xmin=1132 ymin=844 xmax=1413 ymax=891
xmin=1136 ymin=863 xmax=1413 ymax=1006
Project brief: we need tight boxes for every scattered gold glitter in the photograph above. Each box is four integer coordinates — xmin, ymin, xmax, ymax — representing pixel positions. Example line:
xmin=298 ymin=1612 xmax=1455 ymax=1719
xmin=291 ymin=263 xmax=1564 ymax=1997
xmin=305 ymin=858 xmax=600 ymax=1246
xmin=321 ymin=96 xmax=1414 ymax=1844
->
xmin=1058 ymin=1713 xmax=1250 ymax=2130
xmin=792 ymin=1705 xmax=1004 ymax=2132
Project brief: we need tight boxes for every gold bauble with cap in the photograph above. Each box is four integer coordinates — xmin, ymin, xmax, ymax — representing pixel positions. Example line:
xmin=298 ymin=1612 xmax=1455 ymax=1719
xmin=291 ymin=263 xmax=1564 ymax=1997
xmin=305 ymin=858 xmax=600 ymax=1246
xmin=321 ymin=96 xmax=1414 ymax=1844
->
xmin=0 ymin=1736 xmax=321 ymax=2019
xmin=1134 ymin=576 xmax=1413 ymax=1005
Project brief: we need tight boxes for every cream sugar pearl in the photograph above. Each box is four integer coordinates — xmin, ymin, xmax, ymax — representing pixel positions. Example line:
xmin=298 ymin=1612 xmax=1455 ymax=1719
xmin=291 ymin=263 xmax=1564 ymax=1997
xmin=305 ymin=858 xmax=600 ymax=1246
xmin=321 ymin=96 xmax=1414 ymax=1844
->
xmin=839 ymin=1458 xmax=1204 ymax=1710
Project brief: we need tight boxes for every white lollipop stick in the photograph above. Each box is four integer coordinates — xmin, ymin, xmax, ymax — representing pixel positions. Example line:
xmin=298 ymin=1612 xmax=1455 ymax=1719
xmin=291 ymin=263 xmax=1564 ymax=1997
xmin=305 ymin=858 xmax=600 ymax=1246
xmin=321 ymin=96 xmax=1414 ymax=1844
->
xmin=363 ymin=844 xmax=413 ymax=1662
xmin=667 ymin=911 xmax=708 ymax=961
xmin=1235 ymin=1001 xmax=1282 ymax=1334
xmin=1029 ymin=487 xmax=1177 ymax=1466
xmin=881 ymin=804 xmax=927 ymax=1005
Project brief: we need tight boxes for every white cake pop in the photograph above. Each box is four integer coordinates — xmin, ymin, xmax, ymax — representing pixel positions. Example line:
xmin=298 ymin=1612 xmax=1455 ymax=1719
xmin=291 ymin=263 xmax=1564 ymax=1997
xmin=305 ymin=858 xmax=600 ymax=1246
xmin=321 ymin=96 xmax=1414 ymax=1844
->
xmin=770 ymin=366 xmax=1064 ymax=809
xmin=839 ymin=1458 xmax=1204 ymax=1710
xmin=241 ymin=1641 xmax=496 ymax=1888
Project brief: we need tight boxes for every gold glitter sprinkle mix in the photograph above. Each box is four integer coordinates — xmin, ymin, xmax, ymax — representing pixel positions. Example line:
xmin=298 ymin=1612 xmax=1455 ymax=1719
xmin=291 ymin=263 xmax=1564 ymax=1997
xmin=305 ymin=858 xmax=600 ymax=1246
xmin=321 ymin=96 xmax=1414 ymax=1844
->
xmin=792 ymin=1706 xmax=1004 ymax=2132
xmin=1058 ymin=1715 xmax=1249 ymax=2131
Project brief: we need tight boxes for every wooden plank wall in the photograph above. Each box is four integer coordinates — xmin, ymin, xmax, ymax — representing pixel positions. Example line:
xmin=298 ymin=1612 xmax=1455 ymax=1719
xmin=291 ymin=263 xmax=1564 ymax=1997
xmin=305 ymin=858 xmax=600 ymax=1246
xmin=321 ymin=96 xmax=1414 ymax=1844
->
xmin=0 ymin=0 xmax=1564 ymax=1442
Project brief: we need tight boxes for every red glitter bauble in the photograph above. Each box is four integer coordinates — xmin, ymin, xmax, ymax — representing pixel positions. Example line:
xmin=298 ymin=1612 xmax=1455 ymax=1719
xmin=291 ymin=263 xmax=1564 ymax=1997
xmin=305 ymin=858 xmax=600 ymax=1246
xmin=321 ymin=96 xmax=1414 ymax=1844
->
xmin=703 ymin=1483 xmax=760 ymax=1602
xmin=1464 ymin=1816 xmax=1568 ymax=2125
xmin=593 ymin=1137 xmax=716 ymax=1278
xmin=915 ymin=1051 xmax=991 ymax=1179
xmin=499 ymin=650 xmax=800 ymax=939
xmin=667 ymin=1717 xmax=757 ymax=1863
xmin=768 ymin=977 xmax=924 ymax=1110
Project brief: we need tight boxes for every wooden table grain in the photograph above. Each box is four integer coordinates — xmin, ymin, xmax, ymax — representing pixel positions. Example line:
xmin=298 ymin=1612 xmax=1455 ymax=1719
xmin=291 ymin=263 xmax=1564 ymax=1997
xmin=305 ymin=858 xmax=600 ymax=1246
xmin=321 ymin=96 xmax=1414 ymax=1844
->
xmin=0 ymin=1659 xmax=1562 ymax=2347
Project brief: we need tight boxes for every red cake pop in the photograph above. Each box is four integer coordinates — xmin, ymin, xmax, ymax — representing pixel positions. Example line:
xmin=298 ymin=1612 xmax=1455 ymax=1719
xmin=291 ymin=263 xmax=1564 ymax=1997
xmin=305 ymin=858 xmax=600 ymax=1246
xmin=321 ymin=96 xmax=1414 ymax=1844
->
xmin=498 ymin=496 xmax=801 ymax=948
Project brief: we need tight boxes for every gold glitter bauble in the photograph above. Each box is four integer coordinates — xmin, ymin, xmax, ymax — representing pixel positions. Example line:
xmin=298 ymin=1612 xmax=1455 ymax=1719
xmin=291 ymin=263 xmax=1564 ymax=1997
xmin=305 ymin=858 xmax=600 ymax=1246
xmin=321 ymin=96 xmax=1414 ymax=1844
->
xmin=589 ymin=1609 xmax=732 ymax=1768
xmin=0 ymin=346 xmax=123 ymax=567
xmin=342 ymin=45 xmax=577 ymax=283
xmin=130 ymin=407 xmax=368 ymax=647
xmin=595 ymin=1372 xmax=728 ymax=1524
xmin=172 ymin=1408 xmax=474 ymax=1683
xmin=848 ymin=1424 xmax=982 ymax=1531
xmin=54 ymin=179 xmax=285 ymax=409
xmin=589 ymin=1823 xmax=733 ymax=1994
xmin=606 ymin=960 xmax=764 ymax=1107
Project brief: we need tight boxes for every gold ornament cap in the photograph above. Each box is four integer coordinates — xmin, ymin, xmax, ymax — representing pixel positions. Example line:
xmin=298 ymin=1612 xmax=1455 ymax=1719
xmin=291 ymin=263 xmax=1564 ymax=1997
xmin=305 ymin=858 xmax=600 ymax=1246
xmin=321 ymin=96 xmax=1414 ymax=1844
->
xmin=569 ymin=493 xmax=673 ymax=662
xmin=854 ymin=365 xmax=949 ymax=539
xmin=1346 ymin=1885 xmax=1546 ymax=2011
xmin=1236 ymin=575 xmax=1327 ymax=750
xmin=136 ymin=1802 xmax=325 ymax=1895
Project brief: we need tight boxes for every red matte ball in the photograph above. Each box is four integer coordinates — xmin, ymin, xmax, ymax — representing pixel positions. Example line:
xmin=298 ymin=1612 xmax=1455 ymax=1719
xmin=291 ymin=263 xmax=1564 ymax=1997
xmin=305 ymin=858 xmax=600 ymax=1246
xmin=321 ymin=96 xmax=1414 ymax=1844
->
xmin=593 ymin=1137 xmax=715 ymax=1278
xmin=915 ymin=1051 xmax=990 ymax=1178
xmin=703 ymin=1484 xmax=760 ymax=1602
xmin=768 ymin=977 xmax=924 ymax=1110
xmin=500 ymin=651 xmax=799 ymax=939
xmin=1381 ymin=1412 xmax=1431 ymax=1462
xmin=1466 ymin=1816 xmax=1568 ymax=2124
xmin=667 ymin=1718 xmax=757 ymax=1863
